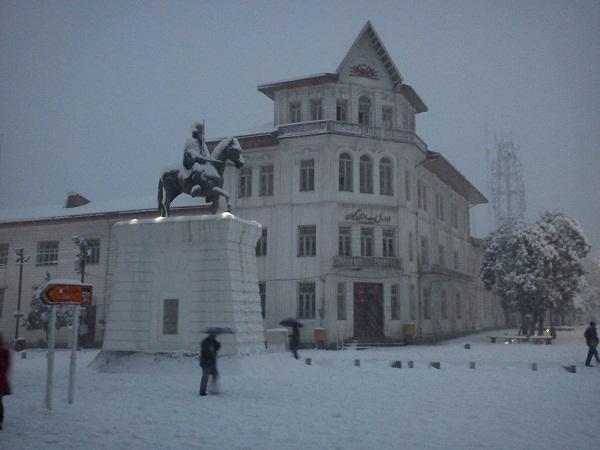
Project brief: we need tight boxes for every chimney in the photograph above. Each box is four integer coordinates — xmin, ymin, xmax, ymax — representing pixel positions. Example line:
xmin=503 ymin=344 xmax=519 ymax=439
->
xmin=64 ymin=191 xmax=90 ymax=208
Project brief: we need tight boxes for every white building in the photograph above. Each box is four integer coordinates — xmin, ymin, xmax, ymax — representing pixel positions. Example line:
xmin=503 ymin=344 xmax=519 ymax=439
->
xmin=0 ymin=22 xmax=506 ymax=349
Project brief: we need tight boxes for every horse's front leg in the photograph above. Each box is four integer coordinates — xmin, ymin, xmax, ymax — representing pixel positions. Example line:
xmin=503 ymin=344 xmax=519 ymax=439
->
xmin=210 ymin=187 xmax=231 ymax=212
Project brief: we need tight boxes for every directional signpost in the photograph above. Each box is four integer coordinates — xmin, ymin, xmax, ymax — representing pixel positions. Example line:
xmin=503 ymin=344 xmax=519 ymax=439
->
xmin=34 ymin=280 xmax=93 ymax=410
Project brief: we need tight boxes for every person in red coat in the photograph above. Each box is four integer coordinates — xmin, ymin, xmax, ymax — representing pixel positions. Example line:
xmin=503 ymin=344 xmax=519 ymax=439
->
xmin=0 ymin=333 xmax=12 ymax=430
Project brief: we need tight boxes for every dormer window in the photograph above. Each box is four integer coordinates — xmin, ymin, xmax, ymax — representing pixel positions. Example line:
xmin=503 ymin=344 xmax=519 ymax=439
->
xmin=311 ymin=99 xmax=322 ymax=121
xmin=358 ymin=96 xmax=371 ymax=125
xmin=289 ymin=102 xmax=302 ymax=123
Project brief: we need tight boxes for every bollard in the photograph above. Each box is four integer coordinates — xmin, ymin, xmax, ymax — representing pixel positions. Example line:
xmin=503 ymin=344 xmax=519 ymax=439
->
xmin=531 ymin=363 xmax=537 ymax=371
xmin=21 ymin=351 xmax=27 ymax=359
xmin=408 ymin=360 xmax=414 ymax=368
xmin=354 ymin=359 xmax=360 ymax=367
xmin=464 ymin=343 xmax=471 ymax=350
xmin=563 ymin=365 xmax=576 ymax=373
xmin=391 ymin=361 xmax=402 ymax=368
xmin=430 ymin=362 xmax=441 ymax=369
xmin=305 ymin=358 xmax=311 ymax=365
xmin=469 ymin=361 xmax=475 ymax=369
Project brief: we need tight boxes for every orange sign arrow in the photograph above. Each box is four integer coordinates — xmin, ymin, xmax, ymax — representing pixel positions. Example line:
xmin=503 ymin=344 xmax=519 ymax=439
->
xmin=37 ymin=281 xmax=93 ymax=305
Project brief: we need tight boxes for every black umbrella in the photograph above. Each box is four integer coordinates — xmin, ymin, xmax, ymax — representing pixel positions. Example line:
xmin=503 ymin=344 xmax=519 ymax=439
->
xmin=279 ymin=318 xmax=304 ymax=328
xmin=201 ymin=325 xmax=236 ymax=335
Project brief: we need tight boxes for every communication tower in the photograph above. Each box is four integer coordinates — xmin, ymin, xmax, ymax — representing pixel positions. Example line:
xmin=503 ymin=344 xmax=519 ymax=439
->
xmin=490 ymin=133 xmax=525 ymax=227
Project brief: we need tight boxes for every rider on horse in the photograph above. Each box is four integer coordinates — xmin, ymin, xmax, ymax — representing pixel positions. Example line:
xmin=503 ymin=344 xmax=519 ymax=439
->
xmin=183 ymin=122 xmax=211 ymax=197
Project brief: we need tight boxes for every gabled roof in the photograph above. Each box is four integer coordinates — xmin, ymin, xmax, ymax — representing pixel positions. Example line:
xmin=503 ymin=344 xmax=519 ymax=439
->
xmin=337 ymin=20 xmax=403 ymax=91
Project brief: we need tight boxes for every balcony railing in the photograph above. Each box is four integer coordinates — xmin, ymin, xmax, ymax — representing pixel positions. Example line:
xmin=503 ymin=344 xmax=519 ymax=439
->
xmin=333 ymin=256 xmax=402 ymax=270
xmin=278 ymin=120 xmax=427 ymax=152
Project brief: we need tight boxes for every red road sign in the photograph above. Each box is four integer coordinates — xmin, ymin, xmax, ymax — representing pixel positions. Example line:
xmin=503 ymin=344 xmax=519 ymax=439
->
xmin=36 ymin=280 xmax=93 ymax=305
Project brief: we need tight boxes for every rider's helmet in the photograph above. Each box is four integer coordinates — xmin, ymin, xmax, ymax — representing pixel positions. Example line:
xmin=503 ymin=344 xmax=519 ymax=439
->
xmin=192 ymin=122 xmax=205 ymax=140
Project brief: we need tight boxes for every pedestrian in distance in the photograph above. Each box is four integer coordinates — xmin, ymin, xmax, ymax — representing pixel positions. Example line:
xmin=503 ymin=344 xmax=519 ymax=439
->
xmin=289 ymin=324 xmax=300 ymax=360
xmin=0 ymin=333 xmax=12 ymax=430
xmin=584 ymin=321 xmax=599 ymax=367
xmin=199 ymin=333 xmax=221 ymax=396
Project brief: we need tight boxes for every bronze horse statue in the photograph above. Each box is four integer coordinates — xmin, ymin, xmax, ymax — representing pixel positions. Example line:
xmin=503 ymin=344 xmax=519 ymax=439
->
xmin=158 ymin=137 xmax=244 ymax=216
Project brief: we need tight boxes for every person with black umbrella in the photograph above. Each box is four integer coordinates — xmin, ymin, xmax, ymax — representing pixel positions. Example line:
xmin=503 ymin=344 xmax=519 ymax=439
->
xmin=199 ymin=333 xmax=221 ymax=396
xmin=280 ymin=318 xmax=303 ymax=360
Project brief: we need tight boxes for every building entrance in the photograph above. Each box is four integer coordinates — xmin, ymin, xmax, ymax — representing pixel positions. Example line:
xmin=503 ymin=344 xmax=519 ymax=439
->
xmin=353 ymin=283 xmax=384 ymax=338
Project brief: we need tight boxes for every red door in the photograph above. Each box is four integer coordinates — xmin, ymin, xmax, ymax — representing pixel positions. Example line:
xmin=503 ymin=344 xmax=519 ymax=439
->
xmin=353 ymin=283 xmax=384 ymax=338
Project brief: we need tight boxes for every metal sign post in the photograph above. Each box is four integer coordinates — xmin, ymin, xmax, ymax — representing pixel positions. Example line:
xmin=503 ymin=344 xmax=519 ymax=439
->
xmin=45 ymin=305 xmax=56 ymax=410
xmin=35 ymin=279 xmax=92 ymax=409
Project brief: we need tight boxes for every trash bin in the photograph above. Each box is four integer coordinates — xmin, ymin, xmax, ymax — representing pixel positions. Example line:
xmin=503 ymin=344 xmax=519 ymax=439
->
xmin=404 ymin=323 xmax=416 ymax=338
xmin=314 ymin=327 xmax=326 ymax=349
xmin=14 ymin=337 xmax=26 ymax=352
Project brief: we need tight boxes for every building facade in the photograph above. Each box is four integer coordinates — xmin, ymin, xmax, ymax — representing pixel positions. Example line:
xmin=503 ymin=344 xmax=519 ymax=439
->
xmin=0 ymin=22 xmax=506 ymax=348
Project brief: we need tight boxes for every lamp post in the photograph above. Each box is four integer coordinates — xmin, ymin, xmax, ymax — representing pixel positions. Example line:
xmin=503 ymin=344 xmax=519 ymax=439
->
xmin=13 ymin=248 xmax=29 ymax=350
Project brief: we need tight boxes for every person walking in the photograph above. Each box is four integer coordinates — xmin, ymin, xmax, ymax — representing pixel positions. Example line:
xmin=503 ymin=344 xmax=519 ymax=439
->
xmin=289 ymin=324 xmax=300 ymax=360
xmin=584 ymin=321 xmax=599 ymax=367
xmin=0 ymin=333 xmax=12 ymax=430
xmin=199 ymin=333 xmax=221 ymax=396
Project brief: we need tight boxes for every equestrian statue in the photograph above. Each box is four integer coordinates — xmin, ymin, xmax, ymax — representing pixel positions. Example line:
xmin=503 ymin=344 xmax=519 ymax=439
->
xmin=158 ymin=123 xmax=244 ymax=216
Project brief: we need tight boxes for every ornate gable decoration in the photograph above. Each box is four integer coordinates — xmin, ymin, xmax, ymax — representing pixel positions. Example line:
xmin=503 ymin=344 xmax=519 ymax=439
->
xmin=349 ymin=63 xmax=379 ymax=80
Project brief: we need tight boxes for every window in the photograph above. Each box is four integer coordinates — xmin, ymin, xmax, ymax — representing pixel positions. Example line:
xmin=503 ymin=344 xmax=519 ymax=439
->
xmin=0 ymin=244 xmax=8 ymax=266
xmin=358 ymin=96 xmax=371 ymax=125
xmin=391 ymin=284 xmax=400 ymax=320
xmin=36 ymin=241 xmax=59 ymax=266
xmin=453 ymin=251 xmax=460 ymax=270
xmin=402 ymin=101 xmax=414 ymax=132
xmin=417 ymin=180 xmax=428 ymax=211
xmin=409 ymin=284 xmax=416 ymax=321
xmin=420 ymin=237 xmax=429 ymax=264
xmin=336 ymin=100 xmax=348 ymax=122
xmin=0 ymin=288 xmax=4 ymax=318
xmin=289 ymin=101 xmax=301 ymax=123
xmin=239 ymin=167 xmax=252 ymax=197
xmin=338 ymin=153 xmax=353 ymax=192
xmin=256 ymin=229 xmax=267 ymax=256
xmin=162 ymin=299 xmax=179 ymax=335
xmin=299 ymin=159 xmax=314 ymax=192
xmin=311 ymin=99 xmax=322 ymax=121
xmin=298 ymin=282 xmax=316 ymax=319
xmin=456 ymin=293 xmax=462 ymax=319
xmin=379 ymin=157 xmax=393 ymax=196
xmin=438 ymin=245 xmax=445 ymax=266
xmin=337 ymin=283 xmax=346 ymax=320
xmin=361 ymin=227 xmax=373 ymax=257
xmin=382 ymin=106 xmax=393 ymax=129
xmin=405 ymin=169 xmax=411 ymax=201
xmin=259 ymin=282 xmax=266 ymax=319
xmin=86 ymin=239 xmax=100 ymax=265
xmin=259 ymin=165 xmax=273 ymax=196
xmin=359 ymin=155 xmax=373 ymax=194
xmin=441 ymin=291 xmax=448 ymax=320
xmin=451 ymin=203 xmax=459 ymax=229
xmin=338 ymin=226 xmax=351 ymax=257
xmin=383 ymin=229 xmax=395 ymax=258
xmin=423 ymin=289 xmax=431 ymax=320
xmin=435 ymin=192 xmax=445 ymax=221
xmin=408 ymin=232 xmax=415 ymax=262
xmin=298 ymin=225 xmax=316 ymax=257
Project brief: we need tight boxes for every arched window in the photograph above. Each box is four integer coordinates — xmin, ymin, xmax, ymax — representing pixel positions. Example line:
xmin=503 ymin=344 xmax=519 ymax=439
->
xmin=358 ymin=96 xmax=371 ymax=125
xmin=359 ymin=155 xmax=373 ymax=194
xmin=379 ymin=157 xmax=393 ymax=196
xmin=339 ymin=153 xmax=353 ymax=192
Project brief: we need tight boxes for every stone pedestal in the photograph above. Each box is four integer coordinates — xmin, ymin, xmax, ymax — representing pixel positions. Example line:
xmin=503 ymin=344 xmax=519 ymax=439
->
xmin=102 ymin=213 xmax=265 ymax=356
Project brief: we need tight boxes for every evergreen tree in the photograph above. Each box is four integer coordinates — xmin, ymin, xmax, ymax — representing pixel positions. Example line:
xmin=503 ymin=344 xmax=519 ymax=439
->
xmin=22 ymin=296 xmax=73 ymax=339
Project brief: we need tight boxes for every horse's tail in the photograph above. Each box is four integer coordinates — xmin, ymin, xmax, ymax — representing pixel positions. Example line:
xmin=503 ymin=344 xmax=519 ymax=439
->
xmin=157 ymin=177 xmax=164 ymax=216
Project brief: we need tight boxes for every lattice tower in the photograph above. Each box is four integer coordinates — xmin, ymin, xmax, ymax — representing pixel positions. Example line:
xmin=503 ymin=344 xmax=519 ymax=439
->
xmin=490 ymin=133 xmax=526 ymax=227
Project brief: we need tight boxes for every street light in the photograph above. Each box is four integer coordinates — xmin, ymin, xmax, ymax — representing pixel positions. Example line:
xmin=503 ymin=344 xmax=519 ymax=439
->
xmin=72 ymin=236 xmax=87 ymax=283
xmin=13 ymin=247 xmax=29 ymax=351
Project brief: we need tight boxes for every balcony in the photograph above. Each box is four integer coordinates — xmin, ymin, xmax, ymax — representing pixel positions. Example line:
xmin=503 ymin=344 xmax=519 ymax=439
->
xmin=278 ymin=120 xmax=428 ymax=153
xmin=333 ymin=256 xmax=402 ymax=270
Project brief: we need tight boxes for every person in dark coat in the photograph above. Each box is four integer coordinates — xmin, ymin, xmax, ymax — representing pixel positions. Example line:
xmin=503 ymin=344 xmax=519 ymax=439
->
xmin=289 ymin=324 xmax=300 ymax=360
xmin=199 ymin=334 xmax=221 ymax=396
xmin=0 ymin=333 xmax=12 ymax=430
xmin=584 ymin=321 xmax=599 ymax=367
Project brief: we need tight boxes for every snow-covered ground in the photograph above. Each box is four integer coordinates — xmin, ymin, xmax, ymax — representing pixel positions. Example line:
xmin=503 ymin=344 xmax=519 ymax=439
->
xmin=2 ymin=327 xmax=598 ymax=450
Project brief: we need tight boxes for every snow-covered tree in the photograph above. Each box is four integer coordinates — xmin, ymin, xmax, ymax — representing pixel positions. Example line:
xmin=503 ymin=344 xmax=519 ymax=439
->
xmin=480 ymin=212 xmax=590 ymax=332
xmin=578 ymin=252 xmax=600 ymax=320
xmin=22 ymin=296 xmax=73 ymax=339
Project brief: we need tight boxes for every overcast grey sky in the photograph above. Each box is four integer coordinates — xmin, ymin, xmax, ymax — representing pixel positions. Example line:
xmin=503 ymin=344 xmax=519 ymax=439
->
xmin=1 ymin=0 xmax=598 ymax=250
